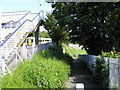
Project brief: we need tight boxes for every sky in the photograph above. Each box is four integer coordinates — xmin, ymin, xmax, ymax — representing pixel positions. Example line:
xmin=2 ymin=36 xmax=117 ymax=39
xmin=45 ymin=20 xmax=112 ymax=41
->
xmin=0 ymin=0 xmax=53 ymax=31
xmin=0 ymin=0 xmax=53 ymax=13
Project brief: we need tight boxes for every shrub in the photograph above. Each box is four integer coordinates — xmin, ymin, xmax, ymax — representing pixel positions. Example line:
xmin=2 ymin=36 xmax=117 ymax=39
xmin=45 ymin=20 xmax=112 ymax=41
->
xmin=94 ymin=58 xmax=109 ymax=88
xmin=2 ymin=46 xmax=72 ymax=88
xmin=102 ymin=51 xmax=120 ymax=58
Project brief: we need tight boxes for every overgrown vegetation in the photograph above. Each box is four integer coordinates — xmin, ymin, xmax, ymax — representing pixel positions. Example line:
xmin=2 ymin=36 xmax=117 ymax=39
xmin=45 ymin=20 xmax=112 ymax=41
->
xmin=2 ymin=46 xmax=73 ymax=88
xmin=40 ymin=31 xmax=50 ymax=38
xmin=94 ymin=50 xmax=120 ymax=88
xmin=0 ymin=76 xmax=1 ymax=89
xmin=101 ymin=51 xmax=120 ymax=58
xmin=94 ymin=58 xmax=109 ymax=88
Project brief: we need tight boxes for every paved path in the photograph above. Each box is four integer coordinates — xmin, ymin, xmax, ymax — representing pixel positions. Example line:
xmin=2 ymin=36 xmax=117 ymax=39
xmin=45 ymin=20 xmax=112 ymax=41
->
xmin=65 ymin=59 xmax=101 ymax=89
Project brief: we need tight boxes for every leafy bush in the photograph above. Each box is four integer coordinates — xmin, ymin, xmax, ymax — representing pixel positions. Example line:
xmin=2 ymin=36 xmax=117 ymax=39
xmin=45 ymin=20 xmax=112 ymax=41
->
xmin=95 ymin=51 xmax=120 ymax=88
xmin=99 ymin=51 xmax=120 ymax=88
xmin=2 ymin=46 xmax=72 ymax=88
xmin=2 ymin=63 xmax=37 ymax=88
xmin=94 ymin=58 xmax=109 ymax=88
xmin=102 ymin=51 xmax=120 ymax=58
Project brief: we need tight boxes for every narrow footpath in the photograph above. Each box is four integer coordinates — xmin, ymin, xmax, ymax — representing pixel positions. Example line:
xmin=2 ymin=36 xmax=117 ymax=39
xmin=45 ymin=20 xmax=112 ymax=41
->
xmin=65 ymin=59 xmax=101 ymax=89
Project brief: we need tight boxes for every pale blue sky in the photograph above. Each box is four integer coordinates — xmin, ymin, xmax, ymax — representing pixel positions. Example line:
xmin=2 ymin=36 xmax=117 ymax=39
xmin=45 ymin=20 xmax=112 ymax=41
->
xmin=0 ymin=0 xmax=53 ymax=13
xmin=0 ymin=0 xmax=53 ymax=31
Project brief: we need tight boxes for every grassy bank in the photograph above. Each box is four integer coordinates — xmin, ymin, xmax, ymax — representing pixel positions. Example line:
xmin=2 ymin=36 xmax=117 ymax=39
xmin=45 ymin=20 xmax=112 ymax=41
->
xmin=2 ymin=46 xmax=73 ymax=88
xmin=62 ymin=44 xmax=87 ymax=59
xmin=0 ymin=76 xmax=1 ymax=89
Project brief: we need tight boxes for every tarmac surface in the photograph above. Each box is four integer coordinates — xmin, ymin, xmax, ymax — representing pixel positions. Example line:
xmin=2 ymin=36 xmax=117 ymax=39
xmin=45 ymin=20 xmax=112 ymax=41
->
xmin=65 ymin=59 xmax=101 ymax=89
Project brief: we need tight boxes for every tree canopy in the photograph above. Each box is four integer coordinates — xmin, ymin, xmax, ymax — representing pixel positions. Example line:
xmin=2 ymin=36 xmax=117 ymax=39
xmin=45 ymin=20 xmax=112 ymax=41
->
xmin=51 ymin=2 xmax=120 ymax=55
xmin=44 ymin=14 xmax=69 ymax=46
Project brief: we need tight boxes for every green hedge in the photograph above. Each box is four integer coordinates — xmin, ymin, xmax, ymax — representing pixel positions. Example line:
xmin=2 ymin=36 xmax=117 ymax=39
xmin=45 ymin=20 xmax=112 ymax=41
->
xmin=2 ymin=46 xmax=72 ymax=88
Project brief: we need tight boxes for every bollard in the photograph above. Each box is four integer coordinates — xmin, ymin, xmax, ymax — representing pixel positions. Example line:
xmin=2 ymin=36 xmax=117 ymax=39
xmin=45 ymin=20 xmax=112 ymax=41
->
xmin=76 ymin=83 xmax=84 ymax=90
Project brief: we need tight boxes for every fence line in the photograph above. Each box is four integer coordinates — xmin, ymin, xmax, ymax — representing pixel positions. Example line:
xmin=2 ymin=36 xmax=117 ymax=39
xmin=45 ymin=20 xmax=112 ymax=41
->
xmin=104 ymin=58 xmax=120 ymax=89
xmin=78 ymin=55 xmax=120 ymax=89
xmin=97 ymin=57 xmax=120 ymax=89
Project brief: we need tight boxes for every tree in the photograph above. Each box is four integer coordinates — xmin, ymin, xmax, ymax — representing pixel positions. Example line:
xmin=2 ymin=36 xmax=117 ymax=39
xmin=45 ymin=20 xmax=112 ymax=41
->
xmin=106 ymin=4 xmax=120 ymax=52
xmin=52 ymin=2 xmax=120 ymax=55
xmin=40 ymin=31 xmax=50 ymax=38
xmin=44 ymin=14 xmax=69 ymax=46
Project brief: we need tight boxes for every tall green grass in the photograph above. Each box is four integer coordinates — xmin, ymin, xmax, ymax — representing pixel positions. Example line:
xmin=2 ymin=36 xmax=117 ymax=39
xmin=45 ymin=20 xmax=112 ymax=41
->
xmin=2 ymin=46 xmax=72 ymax=88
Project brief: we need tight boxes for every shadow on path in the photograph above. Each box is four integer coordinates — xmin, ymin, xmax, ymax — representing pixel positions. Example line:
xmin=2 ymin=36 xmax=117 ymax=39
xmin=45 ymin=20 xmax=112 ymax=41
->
xmin=65 ymin=59 xmax=101 ymax=89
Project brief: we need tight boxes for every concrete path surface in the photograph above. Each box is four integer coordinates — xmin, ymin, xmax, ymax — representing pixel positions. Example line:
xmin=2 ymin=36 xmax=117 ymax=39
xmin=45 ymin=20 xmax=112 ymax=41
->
xmin=65 ymin=59 xmax=101 ymax=89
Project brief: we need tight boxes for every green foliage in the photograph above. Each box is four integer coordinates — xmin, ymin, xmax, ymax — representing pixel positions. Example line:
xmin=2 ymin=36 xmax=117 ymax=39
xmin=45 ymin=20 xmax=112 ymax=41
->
xmin=94 ymin=58 xmax=109 ymax=88
xmin=2 ymin=63 xmax=36 ymax=88
xmin=95 ymin=50 xmax=120 ymax=88
xmin=52 ymin=2 xmax=120 ymax=55
xmin=40 ymin=31 xmax=50 ymax=38
xmin=101 ymin=51 xmax=120 ymax=58
xmin=62 ymin=44 xmax=87 ymax=59
xmin=44 ymin=14 xmax=69 ymax=46
xmin=97 ymin=49 xmax=120 ymax=88
xmin=2 ymin=47 xmax=72 ymax=88
xmin=0 ymin=76 xmax=1 ymax=89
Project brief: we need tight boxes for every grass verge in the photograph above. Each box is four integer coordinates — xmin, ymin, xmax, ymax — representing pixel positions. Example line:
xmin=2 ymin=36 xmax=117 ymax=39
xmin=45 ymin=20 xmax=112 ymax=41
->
xmin=62 ymin=44 xmax=87 ymax=59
